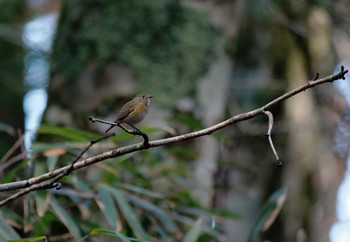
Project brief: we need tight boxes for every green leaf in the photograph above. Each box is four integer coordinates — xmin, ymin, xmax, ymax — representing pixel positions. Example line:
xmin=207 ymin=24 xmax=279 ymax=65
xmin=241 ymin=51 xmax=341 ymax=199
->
xmin=89 ymin=228 xmax=133 ymax=242
xmin=154 ymin=224 xmax=170 ymax=241
xmin=98 ymin=184 xmax=117 ymax=229
xmin=171 ymin=114 xmax=204 ymax=130
xmin=116 ymin=182 xmax=165 ymax=199
xmin=166 ymin=146 xmax=196 ymax=160
xmin=0 ymin=208 xmax=23 ymax=227
xmin=0 ymin=211 xmax=20 ymax=240
xmin=30 ymin=142 xmax=86 ymax=154
xmin=0 ymin=122 xmax=15 ymax=135
xmin=109 ymin=126 xmax=160 ymax=142
xmin=182 ymin=219 xmax=202 ymax=242
xmin=205 ymin=208 xmax=241 ymax=220
xmin=2 ymin=158 xmax=31 ymax=183
xmin=101 ymin=185 xmax=148 ymax=240
xmin=50 ymin=196 xmax=82 ymax=239
xmin=9 ymin=236 xmax=47 ymax=242
xmin=178 ymin=206 xmax=241 ymax=220
xmin=248 ymin=188 xmax=287 ymax=242
xmin=73 ymin=177 xmax=93 ymax=193
xmin=34 ymin=190 xmax=50 ymax=217
xmin=34 ymin=158 xmax=48 ymax=177
xmin=37 ymin=124 xmax=100 ymax=141
xmin=126 ymin=193 xmax=176 ymax=233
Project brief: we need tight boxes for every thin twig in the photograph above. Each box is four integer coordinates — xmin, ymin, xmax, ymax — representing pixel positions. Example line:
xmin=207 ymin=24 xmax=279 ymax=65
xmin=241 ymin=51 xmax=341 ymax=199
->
xmin=0 ymin=66 xmax=347 ymax=205
xmin=0 ymin=134 xmax=25 ymax=164
xmin=311 ymin=73 xmax=319 ymax=81
xmin=0 ymin=179 xmax=62 ymax=206
xmin=89 ymin=116 xmax=149 ymax=146
xmin=0 ymin=152 xmax=27 ymax=170
xmin=262 ymin=66 xmax=347 ymax=110
xmin=0 ymin=134 xmax=115 ymax=207
xmin=65 ymin=133 xmax=115 ymax=176
xmin=264 ymin=111 xmax=282 ymax=167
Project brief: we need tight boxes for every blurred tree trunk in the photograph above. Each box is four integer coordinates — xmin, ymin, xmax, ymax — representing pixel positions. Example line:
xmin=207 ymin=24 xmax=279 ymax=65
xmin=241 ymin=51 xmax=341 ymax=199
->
xmin=194 ymin=55 xmax=231 ymax=207
xmin=283 ymin=41 xmax=318 ymax=241
xmin=281 ymin=6 xmax=344 ymax=242
xmin=307 ymin=7 xmax=342 ymax=242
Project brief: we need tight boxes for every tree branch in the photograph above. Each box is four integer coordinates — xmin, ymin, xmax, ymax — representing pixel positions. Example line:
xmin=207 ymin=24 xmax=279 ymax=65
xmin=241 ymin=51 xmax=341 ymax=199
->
xmin=264 ymin=111 xmax=282 ymax=167
xmin=89 ymin=116 xmax=150 ymax=146
xmin=0 ymin=66 xmax=347 ymax=206
xmin=0 ymin=134 xmax=115 ymax=206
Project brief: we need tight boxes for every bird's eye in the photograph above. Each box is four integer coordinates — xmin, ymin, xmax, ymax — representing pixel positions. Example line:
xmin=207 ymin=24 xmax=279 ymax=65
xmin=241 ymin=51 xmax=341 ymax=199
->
xmin=142 ymin=96 xmax=145 ymax=98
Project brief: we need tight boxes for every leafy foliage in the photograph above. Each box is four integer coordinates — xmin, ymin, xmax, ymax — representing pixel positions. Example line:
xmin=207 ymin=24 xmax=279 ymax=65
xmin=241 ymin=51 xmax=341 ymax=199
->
xmin=0 ymin=211 xmax=20 ymax=241
xmin=248 ymin=188 xmax=287 ymax=242
xmin=1 ymin=124 xmax=237 ymax=240
xmin=51 ymin=0 xmax=216 ymax=106
xmin=0 ymin=0 xmax=27 ymax=155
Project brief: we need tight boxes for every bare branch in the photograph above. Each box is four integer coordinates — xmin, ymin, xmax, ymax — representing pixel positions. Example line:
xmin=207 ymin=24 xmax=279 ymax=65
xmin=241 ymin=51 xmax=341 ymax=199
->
xmin=0 ymin=134 xmax=25 ymax=164
xmin=312 ymin=73 xmax=319 ymax=81
xmin=0 ymin=178 xmax=62 ymax=206
xmin=64 ymin=133 xmax=115 ymax=176
xmin=89 ymin=116 xmax=149 ymax=146
xmin=262 ymin=67 xmax=347 ymax=110
xmin=0 ymin=66 xmax=347 ymax=206
xmin=264 ymin=111 xmax=282 ymax=167
xmin=0 ymin=133 xmax=115 ymax=206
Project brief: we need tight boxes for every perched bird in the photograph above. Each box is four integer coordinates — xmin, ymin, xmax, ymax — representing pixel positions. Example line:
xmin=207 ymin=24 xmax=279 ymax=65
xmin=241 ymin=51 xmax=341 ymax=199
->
xmin=104 ymin=93 xmax=153 ymax=135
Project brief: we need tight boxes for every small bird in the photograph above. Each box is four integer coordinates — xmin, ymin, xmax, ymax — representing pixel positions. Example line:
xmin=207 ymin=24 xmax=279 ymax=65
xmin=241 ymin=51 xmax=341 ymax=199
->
xmin=104 ymin=93 xmax=153 ymax=135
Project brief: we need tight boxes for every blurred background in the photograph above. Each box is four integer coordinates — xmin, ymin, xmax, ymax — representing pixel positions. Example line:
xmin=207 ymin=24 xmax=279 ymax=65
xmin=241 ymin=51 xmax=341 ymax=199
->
xmin=0 ymin=0 xmax=350 ymax=241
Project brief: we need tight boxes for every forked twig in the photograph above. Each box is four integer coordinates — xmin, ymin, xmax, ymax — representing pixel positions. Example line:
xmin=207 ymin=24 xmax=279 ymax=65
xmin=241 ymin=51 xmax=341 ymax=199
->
xmin=89 ymin=116 xmax=149 ymax=146
xmin=264 ymin=111 xmax=282 ymax=167
xmin=0 ymin=134 xmax=114 ymax=207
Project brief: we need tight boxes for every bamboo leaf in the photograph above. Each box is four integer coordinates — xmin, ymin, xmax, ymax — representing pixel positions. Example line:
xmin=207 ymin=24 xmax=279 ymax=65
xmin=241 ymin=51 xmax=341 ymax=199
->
xmin=182 ymin=219 xmax=202 ymax=242
xmin=31 ymin=142 xmax=86 ymax=154
xmin=73 ymin=177 xmax=93 ymax=193
xmin=102 ymin=185 xmax=148 ymax=240
xmin=116 ymin=183 xmax=165 ymax=199
xmin=126 ymin=193 xmax=176 ymax=233
xmin=248 ymin=188 xmax=287 ymax=242
xmin=0 ymin=122 xmax=15 ymax=135
xmin=1 ymin=158 xmax=31 ymax=183
xmin=98 ymin=184 xmax=117 ymax=229
xmin=37 ymin=124 xmax=99 ymax=141
xmin=34 ymin=190 xmax=50 ymax=217
xmin=50 ymin=196 xmax=82 ymax=239
xmin=9 ymin=236 xmax=47 ymax=242
xmin=89 ymin=228 xmax=132 ymax=242
xmin=0 ymin=211 xmax=20 ymax=240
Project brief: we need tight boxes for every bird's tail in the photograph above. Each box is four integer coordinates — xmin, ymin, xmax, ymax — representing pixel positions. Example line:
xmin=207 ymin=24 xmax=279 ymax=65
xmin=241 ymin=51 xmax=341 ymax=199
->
xmin=104 ymin=120 xmax=120 ymax=135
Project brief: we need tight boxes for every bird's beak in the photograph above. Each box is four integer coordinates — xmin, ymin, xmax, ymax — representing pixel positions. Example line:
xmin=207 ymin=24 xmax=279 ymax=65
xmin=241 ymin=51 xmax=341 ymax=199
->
xmin=149 ymin=96 xmax=153 ymax=98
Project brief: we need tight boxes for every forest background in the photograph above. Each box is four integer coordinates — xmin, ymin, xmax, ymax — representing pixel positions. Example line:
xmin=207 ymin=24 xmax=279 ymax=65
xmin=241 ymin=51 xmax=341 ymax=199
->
xmin=1 ymin=0 xmax=350 ymax=241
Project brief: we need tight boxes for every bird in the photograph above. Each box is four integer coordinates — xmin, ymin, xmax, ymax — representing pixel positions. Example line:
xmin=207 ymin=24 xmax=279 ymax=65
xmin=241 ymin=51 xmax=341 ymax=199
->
xmin=104 ymin=93 xmax=153 ymax=135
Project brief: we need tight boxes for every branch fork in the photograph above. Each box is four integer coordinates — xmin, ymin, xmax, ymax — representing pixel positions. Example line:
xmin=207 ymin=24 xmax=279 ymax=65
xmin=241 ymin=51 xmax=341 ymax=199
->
xmin=263 ymin=110 xmax=282 ymax=167
xmin=89 ymin=116 xmax=150 ymax=147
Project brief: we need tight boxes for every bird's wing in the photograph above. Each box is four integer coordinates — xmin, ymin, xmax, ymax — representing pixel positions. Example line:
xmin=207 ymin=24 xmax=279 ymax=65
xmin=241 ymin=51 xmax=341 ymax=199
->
xmin=117 ymin=100 xmax=139 ymax=121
